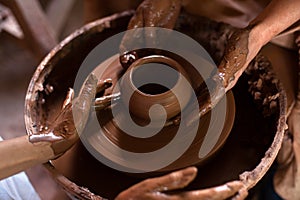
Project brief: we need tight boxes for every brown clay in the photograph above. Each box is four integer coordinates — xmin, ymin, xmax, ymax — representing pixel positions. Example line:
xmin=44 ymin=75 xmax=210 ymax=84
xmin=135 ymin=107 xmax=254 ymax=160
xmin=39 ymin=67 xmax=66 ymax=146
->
xmin=120 ymin=55 xmax=192 ymax=122
xmin=93 ymin=53 xmax=235 ymax=170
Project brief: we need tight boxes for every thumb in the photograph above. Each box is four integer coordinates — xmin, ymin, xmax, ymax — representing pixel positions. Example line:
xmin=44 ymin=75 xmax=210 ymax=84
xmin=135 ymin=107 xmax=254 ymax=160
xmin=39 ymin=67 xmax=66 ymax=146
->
xmin=143 ymin=167 xmax=198 ymax=192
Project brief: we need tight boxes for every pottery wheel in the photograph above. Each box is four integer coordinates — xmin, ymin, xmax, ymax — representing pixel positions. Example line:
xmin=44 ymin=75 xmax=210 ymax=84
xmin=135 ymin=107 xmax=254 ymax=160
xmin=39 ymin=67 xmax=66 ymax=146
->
xmin=81 ymin=53 xmax=236 ymax=173
xmin=24 ymin=11 xmax=284 ymax=199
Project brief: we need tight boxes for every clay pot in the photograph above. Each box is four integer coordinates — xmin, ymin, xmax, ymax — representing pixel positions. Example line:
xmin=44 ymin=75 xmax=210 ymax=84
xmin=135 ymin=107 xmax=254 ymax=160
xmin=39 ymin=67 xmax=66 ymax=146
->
xmin=120 ymin=55 xmax=192 ymax=123
xmin=24 ymin=11 xmax=288 ymax=199
xmin=92 ymin=51 xmax=235 ymax=172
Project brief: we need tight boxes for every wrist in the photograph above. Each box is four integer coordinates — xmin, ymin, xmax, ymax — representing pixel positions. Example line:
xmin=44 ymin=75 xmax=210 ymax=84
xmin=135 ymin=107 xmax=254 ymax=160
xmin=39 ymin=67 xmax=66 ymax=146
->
xmin=248 ymin=22 xmax=271 ymax=47
xmin=0 ymin=136 xmax=55 ymax=180
xmin=29 ymin=132 xmax=77 ymax=160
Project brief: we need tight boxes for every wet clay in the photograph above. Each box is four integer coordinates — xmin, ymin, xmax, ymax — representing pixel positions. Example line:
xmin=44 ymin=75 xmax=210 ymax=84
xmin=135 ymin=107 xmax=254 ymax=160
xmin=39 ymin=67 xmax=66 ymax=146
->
xmin=120 ymin=48 xmax=216 ymax=125
xmin=119 ymin=0 xmax=182 ymax=55
xmin=25 ymin=11 xmax=287 ymax=199
xmin=120 ymin=3 xmax=252 ymax=118
xmin=50 ymin=68 xmax=280 ymax=199
xmin=91 ymin=53 xmax=235 ymax=171
xmin=27 ymin=74 xmax=98 ymax=157
xmin=217 ymin=27 xmax=251 ymax=88
xmin=246 ymin=54 xmax=280 ymax=117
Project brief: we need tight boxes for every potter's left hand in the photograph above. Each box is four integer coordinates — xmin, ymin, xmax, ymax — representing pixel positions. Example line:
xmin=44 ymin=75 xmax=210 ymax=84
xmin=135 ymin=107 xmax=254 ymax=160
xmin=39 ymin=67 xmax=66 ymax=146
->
xmin=116 ymin=167 xmax=248 ymax=200
xmin=0 ymin=74 xmax=98 ymax=180
xmin=30 ymin=74 xmax=98 ymax=157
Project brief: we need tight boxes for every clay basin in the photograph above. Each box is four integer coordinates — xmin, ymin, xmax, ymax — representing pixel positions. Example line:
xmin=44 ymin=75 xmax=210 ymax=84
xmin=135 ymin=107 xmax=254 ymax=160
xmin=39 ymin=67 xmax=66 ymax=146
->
xmin=24 ymin=11 xmax=287 ymax=199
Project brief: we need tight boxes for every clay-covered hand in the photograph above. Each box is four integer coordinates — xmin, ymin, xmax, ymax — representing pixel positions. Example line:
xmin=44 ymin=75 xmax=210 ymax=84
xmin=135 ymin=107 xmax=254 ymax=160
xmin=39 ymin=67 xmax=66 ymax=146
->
xmin=128 ymin=0 xmax=182 ymax=29
xmin=217 ymin=27 xmax=260 ymax=92
xmin=29 ymin=74 xmax=98 ymax=157
xmin=116 ymin=167 xmax=248 ymax=200
xmin=0 ymin=74 xmax=98 ymax=180
xmin=119 ymin=0 xmax=182 ymax=67
xmin=217 ymin=0 xmax=300 ymax=93
xmin=197 ymin=0 xmax=300 ymax=117
xmin=190 ymin=26 xmax=262 ymax=119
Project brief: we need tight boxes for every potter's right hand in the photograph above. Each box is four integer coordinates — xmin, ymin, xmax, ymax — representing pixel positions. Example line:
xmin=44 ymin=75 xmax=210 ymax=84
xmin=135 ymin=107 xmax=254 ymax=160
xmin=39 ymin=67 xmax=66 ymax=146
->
xmin=116 ymin=167 xmax=248 ymax=200
xmin=119 ymin=0 xmax=182 ymax=67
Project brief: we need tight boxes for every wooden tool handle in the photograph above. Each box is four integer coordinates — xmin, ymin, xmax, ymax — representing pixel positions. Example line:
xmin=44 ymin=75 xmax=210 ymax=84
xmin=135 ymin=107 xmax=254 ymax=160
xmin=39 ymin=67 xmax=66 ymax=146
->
xmin=0 ymin=135 xmax=55 ymax=180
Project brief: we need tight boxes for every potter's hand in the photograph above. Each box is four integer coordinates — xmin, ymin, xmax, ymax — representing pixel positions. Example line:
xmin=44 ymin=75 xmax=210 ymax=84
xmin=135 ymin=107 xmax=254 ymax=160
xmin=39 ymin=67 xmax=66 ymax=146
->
xmin=218 ymin=0 xmax=300 ymax=92
xmin=29 ymin=74 xmax=98 ymax=157
xmin=187 ymin=26 xmax=261 ymax=120
xmin=116 ymin=167 xmax=247 ymax=200
xmin=196 ymin=0 xmax=300 ymax=118
xmin=119 ymin=0 xmax=182 ymax=68
xmin=0 ymin=75 xmax=97 ymax=180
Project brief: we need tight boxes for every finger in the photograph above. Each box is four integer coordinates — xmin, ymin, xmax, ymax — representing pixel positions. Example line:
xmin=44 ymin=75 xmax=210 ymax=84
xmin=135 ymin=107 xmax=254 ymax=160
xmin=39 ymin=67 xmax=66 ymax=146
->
xmin=142 ymin=5 xmax=158 ymax=47
xmin=62 ymin=88 xmax=74 ymax=109
xmin=144 ymin=27 xmax=158 ymax=48
xmin=119 ymin=26 xmax=143 ymax=69
xmin=174 ymin=181 xmax=244 ymax=200
xmin=231 ymin=188 xmax=248 ymax=200
xmin=186 ymin=74 xmax=226 ymax=127
xmin=142 ymin=167 xmax=198 ymax=192
xmin=73 ymin=73 xmax=98 ymax=134
xmin=120 ymin=11 xmax=144 ymax=54
xmin=96 ymin=78 xmax=112 ymax=95
xmin=127 ymin=9 xmax=144 ymax=30
xmin=143 ymin=0 xmax=181 ymax=29
xmin=120 ymin=28 xmax=144 ymax=52
xmin=142 ymin=0 xmax=181 ymax=48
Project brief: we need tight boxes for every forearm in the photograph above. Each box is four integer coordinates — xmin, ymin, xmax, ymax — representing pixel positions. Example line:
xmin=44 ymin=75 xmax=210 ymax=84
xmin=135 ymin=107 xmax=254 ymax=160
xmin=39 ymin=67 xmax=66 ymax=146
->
xmin=250 ymin=0 xmax=300 ymax=46
xmin=0 ymin=135 xmax=55 ymax=180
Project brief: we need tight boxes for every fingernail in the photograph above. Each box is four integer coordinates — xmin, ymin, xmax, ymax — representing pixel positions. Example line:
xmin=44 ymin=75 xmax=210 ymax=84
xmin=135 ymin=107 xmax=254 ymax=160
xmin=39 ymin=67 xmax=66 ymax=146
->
xmin=181 ymin=167 xmax=198 ymax=178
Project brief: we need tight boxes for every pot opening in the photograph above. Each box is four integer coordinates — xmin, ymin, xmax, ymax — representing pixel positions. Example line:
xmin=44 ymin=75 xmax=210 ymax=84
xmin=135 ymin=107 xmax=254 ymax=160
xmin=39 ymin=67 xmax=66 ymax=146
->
xmin=131 ymin=62 xmax=179 ymax=95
